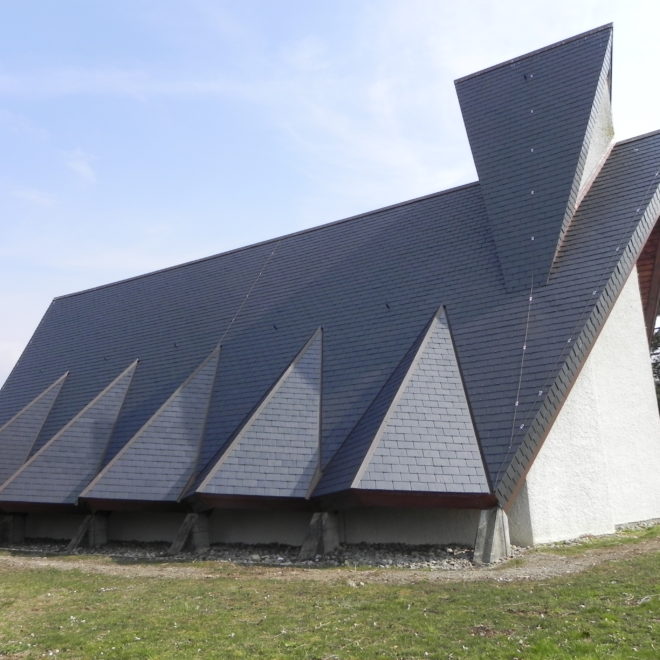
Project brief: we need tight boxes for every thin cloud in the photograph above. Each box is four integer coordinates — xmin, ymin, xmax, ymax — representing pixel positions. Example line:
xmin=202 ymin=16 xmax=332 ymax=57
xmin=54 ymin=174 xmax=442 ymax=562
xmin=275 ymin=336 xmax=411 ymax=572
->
xmin=65 ymin=148 xmax=96 ymax=184
xmin=11 ymin=186 xmax=56 ymax=208
xmin=0 ymin=108 xmax=50 ymax=140
xmin=263 ymin=13 xmax=478 ymax=211
xmin=284 ymin=36 xmax=330 ymax=73
xmin=0 ymin=68 xmax=266 ymax=101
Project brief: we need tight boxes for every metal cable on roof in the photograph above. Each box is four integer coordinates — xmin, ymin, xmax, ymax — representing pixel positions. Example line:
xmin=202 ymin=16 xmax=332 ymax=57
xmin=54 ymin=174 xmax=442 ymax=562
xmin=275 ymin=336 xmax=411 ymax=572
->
xmin=522 ymin=155 xmax=660 ymax=423
xmin=494 ymin=274 xmax=535 ymax=486
xmin=498 ymin=152 xmax=660 ymax=489
xmin=218 ymin=239 xmax=282 ymax=346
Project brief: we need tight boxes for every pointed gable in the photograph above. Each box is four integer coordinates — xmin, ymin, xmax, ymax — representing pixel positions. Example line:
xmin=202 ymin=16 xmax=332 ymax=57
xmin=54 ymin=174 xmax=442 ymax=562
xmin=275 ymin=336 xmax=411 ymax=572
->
xmin=316 ymin=309 xmax=489 ymax=496
xmin=81 ymin=347 xmax=220 ymax=503
xmin=456 ymin=24 xmax=612 ymax=291
xmin=0 ymin=362 xmax=136 ymax=506
xmin=197 ymin=330 xmax=321 ymax=500
xmin=314 ymin=320 xmax=426 ymax=496
xmin=354 ymin=309 xmax=489 ymax=493
xmin=0 ymin=373 xmax=67 ymax=485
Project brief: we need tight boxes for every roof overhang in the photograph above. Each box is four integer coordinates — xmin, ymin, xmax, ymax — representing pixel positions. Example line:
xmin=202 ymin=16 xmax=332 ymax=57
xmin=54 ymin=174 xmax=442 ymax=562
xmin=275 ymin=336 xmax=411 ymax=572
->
xmin=80 ymin=498 xmax=189 ymax=513
xmin=317 ymin=489 xmax=497 ymax=510
xmin=636 ymin=217 xmax=660 ymax=341
xmin=0 ymin=501 xmax=86 ymax=515
xmin=189 ymin=493 xmax=318 ymax=512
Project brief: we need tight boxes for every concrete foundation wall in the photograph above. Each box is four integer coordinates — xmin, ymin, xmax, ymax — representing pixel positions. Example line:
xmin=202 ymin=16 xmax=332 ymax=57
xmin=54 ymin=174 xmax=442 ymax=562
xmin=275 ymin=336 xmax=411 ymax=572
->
xmin=509 ymin=269 xmax=660 ymax=545
xmin=26 ymin=513 xmax=85 ymax=540
xmin=209 ymin=510 xmax=312 ymax=545
xmin=341 ymin=508 xmax=481 ymax=545
xmin=106 ymin=511 xmax=185 ymax=543
xmin=17 ymin=508 xmax=481 ymax=547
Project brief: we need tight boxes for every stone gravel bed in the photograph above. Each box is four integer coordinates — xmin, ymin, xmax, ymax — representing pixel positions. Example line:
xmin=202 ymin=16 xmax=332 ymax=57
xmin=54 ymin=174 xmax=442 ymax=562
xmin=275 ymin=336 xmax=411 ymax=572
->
xmin=0 ymin=539 xmax=489 ymax=570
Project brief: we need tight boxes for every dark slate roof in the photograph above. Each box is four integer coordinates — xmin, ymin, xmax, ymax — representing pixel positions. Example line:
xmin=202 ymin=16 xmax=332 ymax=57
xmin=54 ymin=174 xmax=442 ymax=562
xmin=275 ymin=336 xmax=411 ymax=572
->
xmin=0 ymin=25 xmax=658 ymax=511
xmin=496 ymin=130 xmax=660 ymax=502
xmin=317 ymin=308 xmax=489 ymax=495
xmin=456 ymin=24 xmax=612 ymax=292
xmin=314 ymin=312 xmax=429 ymax=496
xmin=0 ymin=362 xmax=135 ymax=506
xmin=81 ymin=347 xmax=220 ymax=503
xmin=352 ymin=309 xmax=489 ymax=494
xmin=0 ymin=373 xmax=66 ymax=486
xmin=196 ymin=330 xmax=321 ymax=499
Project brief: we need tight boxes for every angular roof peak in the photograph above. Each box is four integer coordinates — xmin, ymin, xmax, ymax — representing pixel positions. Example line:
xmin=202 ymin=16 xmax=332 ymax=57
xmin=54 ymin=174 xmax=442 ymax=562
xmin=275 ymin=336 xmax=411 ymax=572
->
xmin=0 ymin=361 xmax=136 ymax=507
xmin=456 ymin=24 xmax=613 ymax=291
xmin=81 ymin=346 xmax=220 ymax=505
xmin=455 ymin=24 xmax=612 ymax=85
xmin=195 ymin=329 xmax=322 ymax=501
xmin=0 ymin=373 xmax=67 ymax=486
xmin=316 ymin=308 xmax=489 ymax=497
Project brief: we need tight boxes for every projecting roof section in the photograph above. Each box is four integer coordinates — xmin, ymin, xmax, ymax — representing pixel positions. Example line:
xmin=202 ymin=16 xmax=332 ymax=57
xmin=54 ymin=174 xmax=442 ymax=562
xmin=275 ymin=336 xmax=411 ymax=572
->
xmin=314 ymin=316 xmax=429 ymax=496
xmin=0 ymin=373 xmax=67 ymax=486
xmin=81 ymin=347 xmax=220 ymax=504
xmin=354 ymin=309 xmax=489 ymax=493
xmin=196 ymin=330 xmax=322 ymax=500
xmin=0 ymin=362 xmax=136 ymax=507
xmin=495 ymin=129 xmax=660 ymax=505
xmin=456 ymin=24 xmax=612 ymax=291
xmin=316 ymin=309 xmax=489 ymax=496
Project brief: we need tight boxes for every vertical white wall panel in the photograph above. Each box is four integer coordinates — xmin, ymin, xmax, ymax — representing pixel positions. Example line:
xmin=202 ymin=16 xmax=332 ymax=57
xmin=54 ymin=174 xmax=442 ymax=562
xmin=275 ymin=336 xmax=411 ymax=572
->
xmin=509 ymin=267 xmax=660 ymax=545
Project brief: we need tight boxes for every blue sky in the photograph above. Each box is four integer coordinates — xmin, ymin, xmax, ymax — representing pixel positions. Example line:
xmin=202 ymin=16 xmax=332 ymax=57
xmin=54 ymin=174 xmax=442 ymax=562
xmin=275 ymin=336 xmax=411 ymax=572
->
xmin=1 ymin=0 xmax=659 ymax=386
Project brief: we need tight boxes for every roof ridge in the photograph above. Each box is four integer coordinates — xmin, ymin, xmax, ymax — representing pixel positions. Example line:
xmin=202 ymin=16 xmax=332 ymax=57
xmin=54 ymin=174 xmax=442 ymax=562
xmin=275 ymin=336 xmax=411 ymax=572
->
xmin=54 ymin=181 xmax=480 ymax=302
xmin=615 ymin=128 xmax=660 ymax=146
xmin=454 ymin=23 xmax=612 ymax=84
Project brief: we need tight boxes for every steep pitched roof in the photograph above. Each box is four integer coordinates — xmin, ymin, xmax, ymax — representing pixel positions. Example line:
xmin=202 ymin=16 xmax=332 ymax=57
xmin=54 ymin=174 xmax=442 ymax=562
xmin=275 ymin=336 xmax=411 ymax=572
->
xmin=0 ymin=362 xmax=135 ymax=508
xmin=316 ymin=308 xmax=489 ymax=496
xmin=196 ymin=330 xmax=321 ymax=501
xmin=352 ymin=309 xmax=488 ymax=495
xmin=0 ymin=373 xmax=66 ymax=486
xmin=456 ymin=24 xmax=613 ymax=292
xmin=81 ymin=347 xmax=220 ymax=504
xmin=0 ymin=26 xmax=658 ymax=513
xmin=495 ymin=130 xmax=660 ymax=502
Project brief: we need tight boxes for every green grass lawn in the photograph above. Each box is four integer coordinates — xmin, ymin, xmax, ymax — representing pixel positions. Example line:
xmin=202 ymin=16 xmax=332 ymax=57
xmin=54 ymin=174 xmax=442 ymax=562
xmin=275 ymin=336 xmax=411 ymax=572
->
xmin=540 ymin=523 xmax=660 ymax=555
xmin=0 ymin=539 xmax=658 ymax=659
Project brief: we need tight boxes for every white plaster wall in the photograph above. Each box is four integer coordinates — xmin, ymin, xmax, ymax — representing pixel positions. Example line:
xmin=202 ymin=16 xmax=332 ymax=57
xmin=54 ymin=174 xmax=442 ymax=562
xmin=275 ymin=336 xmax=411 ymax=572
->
xmin=509 ymin=269 xmax=660 ymax=545
xmin=26 ymin=513 xmax=85 ymax=540
xmin=209 ymin=510 xmax=311 ymax=545
xmin=341 ymin=508 xmax=481 ymax=545
xmin=593 ymin=271 xmax=660 ymax=524
xmin=508 ymin=350 xmax=615 ymax=545
xmin=107 ymin=511 xmax=185 ymax=543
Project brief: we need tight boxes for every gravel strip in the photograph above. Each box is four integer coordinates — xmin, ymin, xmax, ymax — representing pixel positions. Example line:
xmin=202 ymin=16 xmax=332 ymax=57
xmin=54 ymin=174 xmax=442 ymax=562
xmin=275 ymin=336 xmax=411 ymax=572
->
xmin=0 ymin=539 xmax=510 ymax=570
